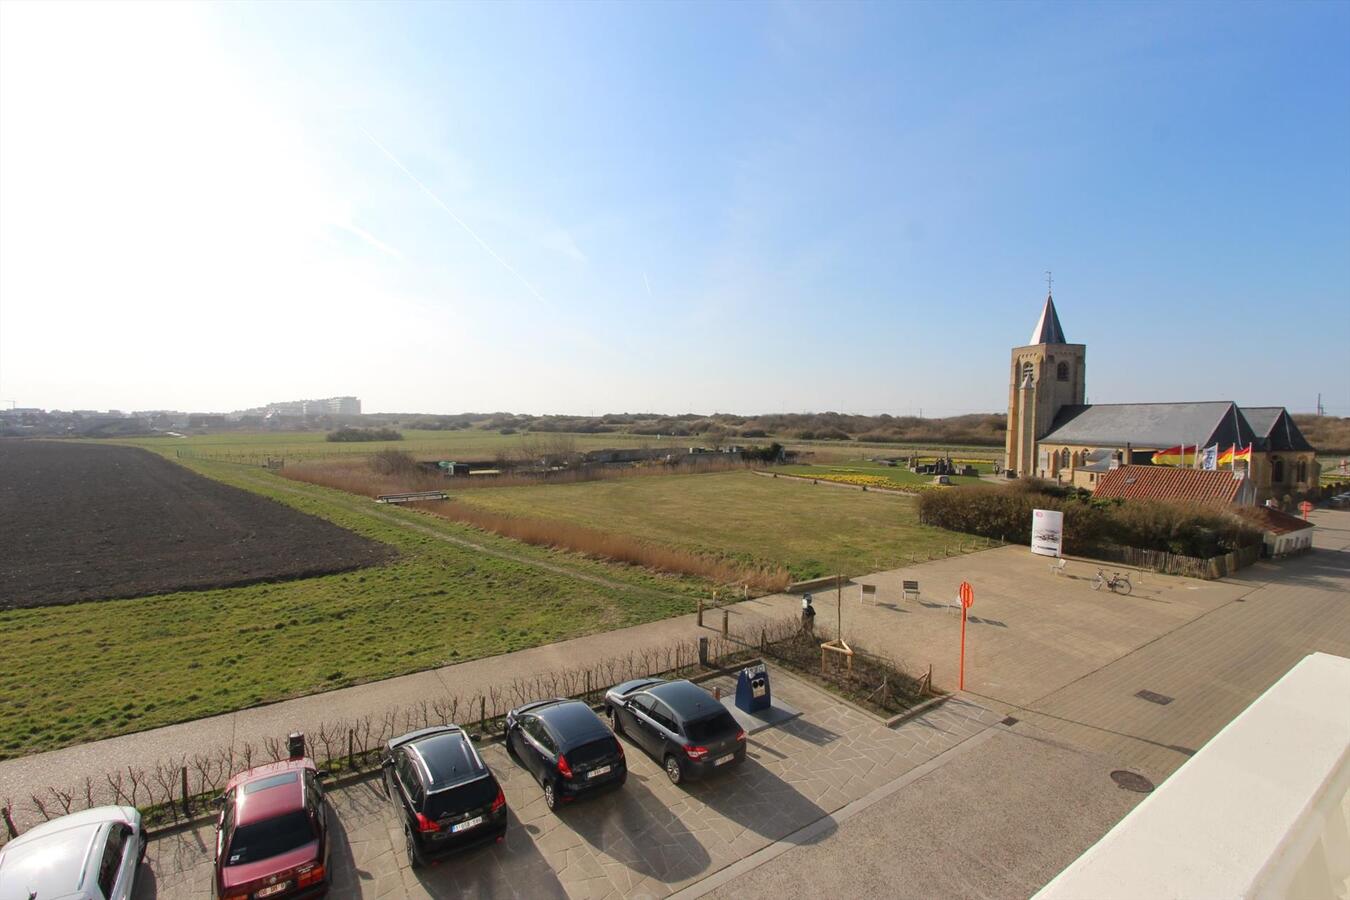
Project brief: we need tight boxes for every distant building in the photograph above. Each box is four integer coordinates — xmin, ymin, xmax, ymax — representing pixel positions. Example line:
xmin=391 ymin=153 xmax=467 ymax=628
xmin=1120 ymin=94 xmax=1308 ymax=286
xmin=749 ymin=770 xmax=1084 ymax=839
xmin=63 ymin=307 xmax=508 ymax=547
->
xmin=1005 ymin=294 xmax=1319 ymax=505
xmin=234 ymin=396 xmax=362 ymax=419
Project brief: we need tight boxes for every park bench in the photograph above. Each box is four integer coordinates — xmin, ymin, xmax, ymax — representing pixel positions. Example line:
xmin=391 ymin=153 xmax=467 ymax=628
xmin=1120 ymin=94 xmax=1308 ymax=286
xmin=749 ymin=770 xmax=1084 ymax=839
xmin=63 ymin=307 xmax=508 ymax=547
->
xmin=901 ymin=580 xmax=920 ymax=600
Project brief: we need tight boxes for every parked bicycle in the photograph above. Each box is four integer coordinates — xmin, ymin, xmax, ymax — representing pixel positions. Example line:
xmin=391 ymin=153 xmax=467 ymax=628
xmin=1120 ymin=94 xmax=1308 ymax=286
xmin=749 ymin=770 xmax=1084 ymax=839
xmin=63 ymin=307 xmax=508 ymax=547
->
xmin=1092 ymin=569 xmax=1132 ymax=595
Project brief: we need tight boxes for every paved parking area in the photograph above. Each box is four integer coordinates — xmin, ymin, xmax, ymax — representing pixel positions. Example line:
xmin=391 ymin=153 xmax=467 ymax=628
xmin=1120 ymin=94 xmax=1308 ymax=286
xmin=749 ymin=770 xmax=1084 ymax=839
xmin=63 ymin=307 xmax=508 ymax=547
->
xmin=134 ymin=671 xmax=998 ymax=899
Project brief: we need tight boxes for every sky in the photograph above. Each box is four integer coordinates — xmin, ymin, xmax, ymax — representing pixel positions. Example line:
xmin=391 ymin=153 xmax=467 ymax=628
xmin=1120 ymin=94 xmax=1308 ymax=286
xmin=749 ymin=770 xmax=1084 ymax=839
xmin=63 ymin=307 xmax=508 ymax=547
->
xmin=1 ymin=0 xmax=1347 ymax=417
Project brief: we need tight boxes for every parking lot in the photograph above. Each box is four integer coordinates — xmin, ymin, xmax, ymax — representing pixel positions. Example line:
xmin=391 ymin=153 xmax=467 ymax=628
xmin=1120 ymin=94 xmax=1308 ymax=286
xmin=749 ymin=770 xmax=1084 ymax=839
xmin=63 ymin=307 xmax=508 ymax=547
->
xmin=134 ymin=670 xmax=997 ymax=899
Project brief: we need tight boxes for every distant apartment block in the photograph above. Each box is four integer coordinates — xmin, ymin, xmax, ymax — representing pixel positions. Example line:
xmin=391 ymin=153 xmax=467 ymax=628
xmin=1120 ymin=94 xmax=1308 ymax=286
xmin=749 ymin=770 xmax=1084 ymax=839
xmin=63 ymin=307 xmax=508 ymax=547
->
xmin=234 ymin=396 xmax=361 ymax=419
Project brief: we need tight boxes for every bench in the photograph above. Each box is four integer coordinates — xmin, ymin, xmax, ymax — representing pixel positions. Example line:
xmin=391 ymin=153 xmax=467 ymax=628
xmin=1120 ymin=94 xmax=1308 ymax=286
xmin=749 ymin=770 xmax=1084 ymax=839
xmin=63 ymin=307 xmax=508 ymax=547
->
xmin=901 ymin=580 xmax=920 ymax=600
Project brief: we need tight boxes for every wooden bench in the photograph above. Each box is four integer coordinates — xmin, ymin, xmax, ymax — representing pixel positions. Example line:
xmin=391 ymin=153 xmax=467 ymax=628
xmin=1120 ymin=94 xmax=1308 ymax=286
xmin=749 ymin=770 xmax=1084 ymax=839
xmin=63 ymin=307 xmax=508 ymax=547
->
xmin=901 ymin=580 xmax=920 ymax=600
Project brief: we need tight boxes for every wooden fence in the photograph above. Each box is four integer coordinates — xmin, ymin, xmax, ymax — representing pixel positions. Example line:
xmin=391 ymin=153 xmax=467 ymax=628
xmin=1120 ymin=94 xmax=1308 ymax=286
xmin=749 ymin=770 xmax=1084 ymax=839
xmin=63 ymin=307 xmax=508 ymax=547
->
xmin=1091 ymin=543 xmax=1261 ymax=580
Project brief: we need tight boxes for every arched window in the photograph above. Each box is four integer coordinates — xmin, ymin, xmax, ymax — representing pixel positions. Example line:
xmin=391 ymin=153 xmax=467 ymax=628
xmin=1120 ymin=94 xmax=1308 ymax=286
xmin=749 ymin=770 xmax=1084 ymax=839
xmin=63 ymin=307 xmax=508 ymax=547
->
xmin=1057 ymin=361 xmax=1069 ymax=382
xmin=1060 ymin=448 xmax=1071 ymax=468
xmin=1021 ymin=361 xmax=1034 ymax=383
xmin=1272 ymin=457 xmax=1285 ymax=482
xmin=1297 ymin=460 xmax=1307 ymax=483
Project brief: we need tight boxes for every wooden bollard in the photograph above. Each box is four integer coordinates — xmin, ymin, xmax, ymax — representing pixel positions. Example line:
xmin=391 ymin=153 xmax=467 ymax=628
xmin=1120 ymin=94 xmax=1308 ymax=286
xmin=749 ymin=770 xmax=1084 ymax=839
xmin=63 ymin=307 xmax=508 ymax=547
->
xmin=180 ymin=766 xmax=191 ymax=817
xmin=347 ymin=729 xmax=356 ymax=771
xmin=721 ymin=608 xmax=729 ymax=637
xmin=697 ymin=598 xmax=703 ymax=627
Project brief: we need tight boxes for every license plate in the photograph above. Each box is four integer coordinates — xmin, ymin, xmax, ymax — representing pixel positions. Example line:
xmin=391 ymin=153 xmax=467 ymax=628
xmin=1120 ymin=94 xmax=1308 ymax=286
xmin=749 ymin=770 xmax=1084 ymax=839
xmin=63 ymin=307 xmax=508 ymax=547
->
xmin=451 ymin=815 xmax=484 ymax=833
xmin=587 ymin=765 xmax=611 ymax=779
xmin=256 ymin=883 xmax=290 ymax=898
xmin=715 ymin=754 xmax=734 ymax=766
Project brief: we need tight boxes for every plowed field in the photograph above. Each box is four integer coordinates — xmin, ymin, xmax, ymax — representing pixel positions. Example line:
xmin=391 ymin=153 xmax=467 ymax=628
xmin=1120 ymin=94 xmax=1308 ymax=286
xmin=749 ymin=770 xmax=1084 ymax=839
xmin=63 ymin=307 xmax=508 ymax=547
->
xmin=0 ymin=441 xmax=393 ymax=608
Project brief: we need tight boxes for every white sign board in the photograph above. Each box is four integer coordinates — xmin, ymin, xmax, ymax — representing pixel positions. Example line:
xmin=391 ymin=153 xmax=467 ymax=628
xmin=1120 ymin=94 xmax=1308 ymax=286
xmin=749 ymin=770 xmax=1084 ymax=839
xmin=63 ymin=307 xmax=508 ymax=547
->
xmin=1031 ymin=508 xmax=1064 ymax=558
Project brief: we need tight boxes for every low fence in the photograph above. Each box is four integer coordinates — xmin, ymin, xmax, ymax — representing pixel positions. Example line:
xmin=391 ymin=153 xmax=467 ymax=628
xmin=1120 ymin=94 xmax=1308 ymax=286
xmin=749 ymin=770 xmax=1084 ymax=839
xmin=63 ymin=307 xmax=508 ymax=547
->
xmin=1090 ymin=543 xmax=1261 ymax=580
xmin=0 ymin=632 xmax=749 ymax=843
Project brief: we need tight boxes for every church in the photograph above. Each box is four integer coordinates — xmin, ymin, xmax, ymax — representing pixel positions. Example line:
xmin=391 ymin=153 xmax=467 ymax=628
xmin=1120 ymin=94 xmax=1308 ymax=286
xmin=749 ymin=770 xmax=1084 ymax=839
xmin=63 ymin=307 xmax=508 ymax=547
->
xmin=1004 ymin=294 xmax=1319 ymax=506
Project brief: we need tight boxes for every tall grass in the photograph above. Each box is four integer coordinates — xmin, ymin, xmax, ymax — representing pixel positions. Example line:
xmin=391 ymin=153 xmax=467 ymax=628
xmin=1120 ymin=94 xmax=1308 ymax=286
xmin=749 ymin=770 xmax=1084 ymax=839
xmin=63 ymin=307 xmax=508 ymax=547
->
xmin=416 ymin=500 xmax=790 ymax=592
xmin=279 ymin=457 xmax=791 ymax=591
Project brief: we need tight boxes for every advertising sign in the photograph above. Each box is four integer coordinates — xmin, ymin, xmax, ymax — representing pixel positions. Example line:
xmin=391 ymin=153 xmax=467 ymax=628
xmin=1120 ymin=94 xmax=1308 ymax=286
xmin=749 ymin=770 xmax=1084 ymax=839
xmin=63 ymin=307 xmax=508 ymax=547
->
xmin=1031 ymin=508 xmax=1064 ymax=558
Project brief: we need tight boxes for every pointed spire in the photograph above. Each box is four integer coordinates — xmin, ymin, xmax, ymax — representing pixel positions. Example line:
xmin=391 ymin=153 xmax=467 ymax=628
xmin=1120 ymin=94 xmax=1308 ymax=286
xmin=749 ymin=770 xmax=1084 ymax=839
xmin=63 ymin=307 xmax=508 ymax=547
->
xmin=1029 ymin=293 xmax=1066 ymax=344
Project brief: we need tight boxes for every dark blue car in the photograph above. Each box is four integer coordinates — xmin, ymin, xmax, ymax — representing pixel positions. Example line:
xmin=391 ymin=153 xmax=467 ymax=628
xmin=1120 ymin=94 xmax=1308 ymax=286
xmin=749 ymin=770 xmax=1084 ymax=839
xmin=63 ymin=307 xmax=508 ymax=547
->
xmin=603 ymin=679 xmax=746 ymax=785
xmin=505 ymin=699 xmax=627 ymax=811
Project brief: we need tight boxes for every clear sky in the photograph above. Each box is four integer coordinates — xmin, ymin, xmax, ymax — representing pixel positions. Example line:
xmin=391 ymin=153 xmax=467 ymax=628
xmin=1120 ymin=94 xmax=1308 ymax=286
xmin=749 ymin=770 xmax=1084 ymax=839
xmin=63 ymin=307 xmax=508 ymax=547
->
xmin=2 ymin=0 xmax=1347 ymax=416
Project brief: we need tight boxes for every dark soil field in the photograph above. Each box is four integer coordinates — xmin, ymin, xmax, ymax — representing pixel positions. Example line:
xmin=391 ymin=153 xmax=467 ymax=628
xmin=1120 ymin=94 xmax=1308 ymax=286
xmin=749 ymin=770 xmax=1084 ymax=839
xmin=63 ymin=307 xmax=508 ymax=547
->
xmin=0 ymin=441 xmax=394 ymax=608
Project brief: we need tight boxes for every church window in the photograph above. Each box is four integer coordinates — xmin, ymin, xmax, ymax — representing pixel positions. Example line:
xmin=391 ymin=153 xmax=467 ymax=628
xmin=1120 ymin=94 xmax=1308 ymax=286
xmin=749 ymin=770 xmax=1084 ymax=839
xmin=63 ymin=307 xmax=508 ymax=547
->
xmin=1021 ymin=362 xmax=1034 ymax=383
xmin=1057 ymin=361 xmax=1069 ymax=382
xmin=1060 ymin=448 xmax=1070 ymax=468
xmin=1272 ymin=457 xmax=1285 ymax=482
xmin=1297 ymin=460 xmax=1307 ymax=483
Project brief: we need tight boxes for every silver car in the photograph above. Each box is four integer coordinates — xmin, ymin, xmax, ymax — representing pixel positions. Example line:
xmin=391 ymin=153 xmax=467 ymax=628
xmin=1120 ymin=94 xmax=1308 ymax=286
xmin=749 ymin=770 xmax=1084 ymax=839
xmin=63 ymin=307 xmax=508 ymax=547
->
xmin=0 ymin=805 xmax=145 ymax=900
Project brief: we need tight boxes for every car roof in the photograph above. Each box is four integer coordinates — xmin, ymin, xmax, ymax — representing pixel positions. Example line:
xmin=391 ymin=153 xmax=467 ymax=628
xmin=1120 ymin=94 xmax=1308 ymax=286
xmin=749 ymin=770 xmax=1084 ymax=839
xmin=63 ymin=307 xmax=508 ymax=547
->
xmin=225 ymin=757 xmax=315 ymax=794
xmin=613 ymin=677 xmax=666 ymax=696
xmin=647 ymin=680 xmax=724 ymax=720
xmin=533 ymin=700 xmax=611 ymax=747
xmin=0 ymin=819 xmax=104 ymax=900
xmin=233 ymin=768 xmax=307 ymax=826
xmin=406 ymin=730 xmax=488 ymax=792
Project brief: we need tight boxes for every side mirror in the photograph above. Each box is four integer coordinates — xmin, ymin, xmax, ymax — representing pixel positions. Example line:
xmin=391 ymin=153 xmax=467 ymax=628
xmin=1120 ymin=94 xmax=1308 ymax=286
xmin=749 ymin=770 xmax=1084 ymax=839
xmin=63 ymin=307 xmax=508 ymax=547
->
xmin=469 ymin=733 xmax=483 ymax=743
xmin=316 ymin=770 xmax=334 ymax=782
xmin=212 ymin=795 xmax=225 ymax=809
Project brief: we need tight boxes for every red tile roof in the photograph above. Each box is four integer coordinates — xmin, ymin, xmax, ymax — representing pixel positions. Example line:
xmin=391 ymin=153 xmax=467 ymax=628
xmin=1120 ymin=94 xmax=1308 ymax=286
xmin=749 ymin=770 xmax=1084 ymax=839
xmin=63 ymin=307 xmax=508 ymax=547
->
xmin=1093 ymin=465 xmax=1242 ymax=504
xmin=1234 ymin=505 xmax=1315 ymax=535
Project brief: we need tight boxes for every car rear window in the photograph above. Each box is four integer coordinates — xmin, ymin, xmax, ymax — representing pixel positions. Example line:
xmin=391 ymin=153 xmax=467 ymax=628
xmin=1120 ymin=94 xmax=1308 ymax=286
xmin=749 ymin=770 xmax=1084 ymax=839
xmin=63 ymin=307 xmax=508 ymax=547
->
xmin=226 ymin=811 xmax=315 ymax=866
xmin=424 ymin=774 xmax=498 ymax=820
xmin=685 ymin=711 xmax=739 ymax=743
xmin=567 ymin=737 xmax=619 ymax=767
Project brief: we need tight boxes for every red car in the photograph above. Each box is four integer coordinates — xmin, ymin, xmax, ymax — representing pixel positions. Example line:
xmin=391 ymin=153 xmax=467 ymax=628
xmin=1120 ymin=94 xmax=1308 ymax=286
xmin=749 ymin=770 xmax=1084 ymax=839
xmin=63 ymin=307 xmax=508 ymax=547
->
xmin=214 ymin=758 xmax=330 ymax=899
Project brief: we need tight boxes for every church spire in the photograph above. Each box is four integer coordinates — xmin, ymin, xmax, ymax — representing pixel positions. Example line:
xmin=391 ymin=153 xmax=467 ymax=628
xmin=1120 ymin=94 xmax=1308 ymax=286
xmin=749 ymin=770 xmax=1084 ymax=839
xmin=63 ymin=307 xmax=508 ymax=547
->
xmin=1029 ymin=293 xmax=1066 ymax=344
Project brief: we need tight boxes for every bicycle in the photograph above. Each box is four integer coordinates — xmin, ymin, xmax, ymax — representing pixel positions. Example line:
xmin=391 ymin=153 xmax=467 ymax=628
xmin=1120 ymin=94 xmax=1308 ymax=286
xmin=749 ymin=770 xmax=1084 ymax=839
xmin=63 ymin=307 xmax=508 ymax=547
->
xmin=1092 ymin=569 xmax=1132 ymax=595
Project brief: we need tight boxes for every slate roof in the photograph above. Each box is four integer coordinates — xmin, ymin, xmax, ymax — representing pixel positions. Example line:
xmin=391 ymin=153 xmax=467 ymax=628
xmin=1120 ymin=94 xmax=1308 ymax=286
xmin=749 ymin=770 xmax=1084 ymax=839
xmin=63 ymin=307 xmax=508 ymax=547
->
xmin=1241 ymin=406 xmax=1315 ymax=452
xmin=1029 ymin=294 xmax=1067 ymax=344
xmin=1094 ymin=465 xmax=1244 ymax=504
xmin=1234 ymin=504 xmax=1316 ymax=535
xmin=1040 ymin=401 xmax=1258 ymax=450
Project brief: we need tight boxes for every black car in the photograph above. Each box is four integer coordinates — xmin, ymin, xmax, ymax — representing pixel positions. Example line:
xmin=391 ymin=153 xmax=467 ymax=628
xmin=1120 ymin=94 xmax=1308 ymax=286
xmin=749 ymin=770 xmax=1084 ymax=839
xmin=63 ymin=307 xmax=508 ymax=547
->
xmin=603 ymin=679 xmax=746 ymax=784
xmin=505 ymin=698 xmax=627 ymax=811
xmin=381 ymin=725 xmax=507 ymax=868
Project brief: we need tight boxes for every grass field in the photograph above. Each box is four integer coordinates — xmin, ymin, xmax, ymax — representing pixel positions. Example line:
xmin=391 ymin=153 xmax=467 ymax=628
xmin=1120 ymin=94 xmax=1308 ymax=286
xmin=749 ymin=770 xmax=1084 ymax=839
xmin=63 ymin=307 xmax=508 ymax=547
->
xmin=451 ymin=469 xmax=984 ymax=582
xmin=0 ymin=459 xmax=711 ymax=760
xmin=777 ymin=457 xmax=989 ymax=487
xmin=107 ymin=430 xmax=1003 ymax=466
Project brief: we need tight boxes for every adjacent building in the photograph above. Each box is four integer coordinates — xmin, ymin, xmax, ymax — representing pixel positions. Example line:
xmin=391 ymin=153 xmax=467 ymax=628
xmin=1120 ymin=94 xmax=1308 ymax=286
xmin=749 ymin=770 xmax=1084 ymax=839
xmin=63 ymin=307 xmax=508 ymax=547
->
xmin=1004 ymin=295 xmax=1319 ymax=506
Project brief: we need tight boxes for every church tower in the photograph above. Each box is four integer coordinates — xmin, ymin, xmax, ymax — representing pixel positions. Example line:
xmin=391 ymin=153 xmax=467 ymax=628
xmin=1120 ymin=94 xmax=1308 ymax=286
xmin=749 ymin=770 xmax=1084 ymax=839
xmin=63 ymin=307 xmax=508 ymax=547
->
xmin=1005 ymin=294 xmax=1086 ymax=477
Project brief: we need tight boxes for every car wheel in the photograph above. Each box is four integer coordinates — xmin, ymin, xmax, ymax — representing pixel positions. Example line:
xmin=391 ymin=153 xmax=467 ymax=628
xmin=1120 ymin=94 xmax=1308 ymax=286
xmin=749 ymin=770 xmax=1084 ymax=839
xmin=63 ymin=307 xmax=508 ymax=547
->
xmin=404 ymin=823 xmax=423 ymax=869
xmin=664 ymin=755 xmax=683 ymax=785
xmin=505 ymin=731 xmax=518 ymax=760
xmin=544 ymin=780 xmax=558 ymax=812
xmin=610 ymin=707 xmax=624 ymax=736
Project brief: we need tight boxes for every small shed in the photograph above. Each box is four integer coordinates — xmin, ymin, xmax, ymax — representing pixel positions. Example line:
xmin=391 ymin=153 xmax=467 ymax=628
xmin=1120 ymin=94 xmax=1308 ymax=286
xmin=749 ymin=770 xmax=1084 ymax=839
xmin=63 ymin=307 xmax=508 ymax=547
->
xmin=1234 ymin=505 xmax=1316 ymax=558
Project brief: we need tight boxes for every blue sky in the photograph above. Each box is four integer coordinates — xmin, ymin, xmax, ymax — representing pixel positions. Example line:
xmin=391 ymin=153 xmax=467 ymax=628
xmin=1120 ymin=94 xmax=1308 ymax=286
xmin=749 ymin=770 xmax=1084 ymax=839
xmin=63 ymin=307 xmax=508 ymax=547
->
xmin=1 ymin=0 xmax=1347 ymax=415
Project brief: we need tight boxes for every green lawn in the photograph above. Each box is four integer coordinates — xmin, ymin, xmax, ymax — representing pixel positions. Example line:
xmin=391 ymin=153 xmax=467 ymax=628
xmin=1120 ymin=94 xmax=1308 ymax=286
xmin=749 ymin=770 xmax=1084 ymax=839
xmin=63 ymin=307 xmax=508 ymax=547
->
xmin=452 ymin=470 xmax=983 ymax=583
xmin=778 ymin=458 xmax=989 ymax=486
xmin=0 ymin=460 xmax=709 ymax=759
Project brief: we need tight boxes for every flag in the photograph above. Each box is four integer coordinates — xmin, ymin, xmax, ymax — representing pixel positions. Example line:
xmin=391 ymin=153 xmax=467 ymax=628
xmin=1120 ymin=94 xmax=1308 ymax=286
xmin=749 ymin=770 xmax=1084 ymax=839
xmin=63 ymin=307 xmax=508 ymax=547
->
xmin=1217 ymin=444 xmax=1253 ymax=466
xmin=1199 ymin=444 xmax=1219 ymax=470
xmin=1151 ymin=445 xmax=1196 ymax=466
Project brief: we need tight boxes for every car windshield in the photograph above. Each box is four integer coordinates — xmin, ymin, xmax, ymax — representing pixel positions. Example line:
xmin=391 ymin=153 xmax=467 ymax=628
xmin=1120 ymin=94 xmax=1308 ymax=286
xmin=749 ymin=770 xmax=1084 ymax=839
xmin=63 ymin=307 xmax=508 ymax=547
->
xmin=226 ymin=811 xmax=315 ymax=866
xmin=685 ymin=711 xmax=739 ymax=743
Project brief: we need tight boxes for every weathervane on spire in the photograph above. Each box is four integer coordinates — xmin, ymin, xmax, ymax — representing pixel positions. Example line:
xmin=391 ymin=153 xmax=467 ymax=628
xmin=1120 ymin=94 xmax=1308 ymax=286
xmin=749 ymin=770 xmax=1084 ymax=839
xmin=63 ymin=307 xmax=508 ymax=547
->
xmin=1044 ymin=270 xmax=1053 ymax=296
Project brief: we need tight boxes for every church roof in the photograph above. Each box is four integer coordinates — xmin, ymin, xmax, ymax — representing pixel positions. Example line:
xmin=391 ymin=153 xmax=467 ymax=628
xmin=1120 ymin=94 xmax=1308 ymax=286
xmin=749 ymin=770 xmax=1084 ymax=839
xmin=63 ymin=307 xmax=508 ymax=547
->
xmin=1094 ymin=465 xmax=1245 ymax=505
xmin=1241 ymin=407 xmax=1315 ymax=452
xmin=1040 ymin=401 xmax=1258 ymax=450
xmin=1029 ymin=294 xmax=1067 ymax=344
